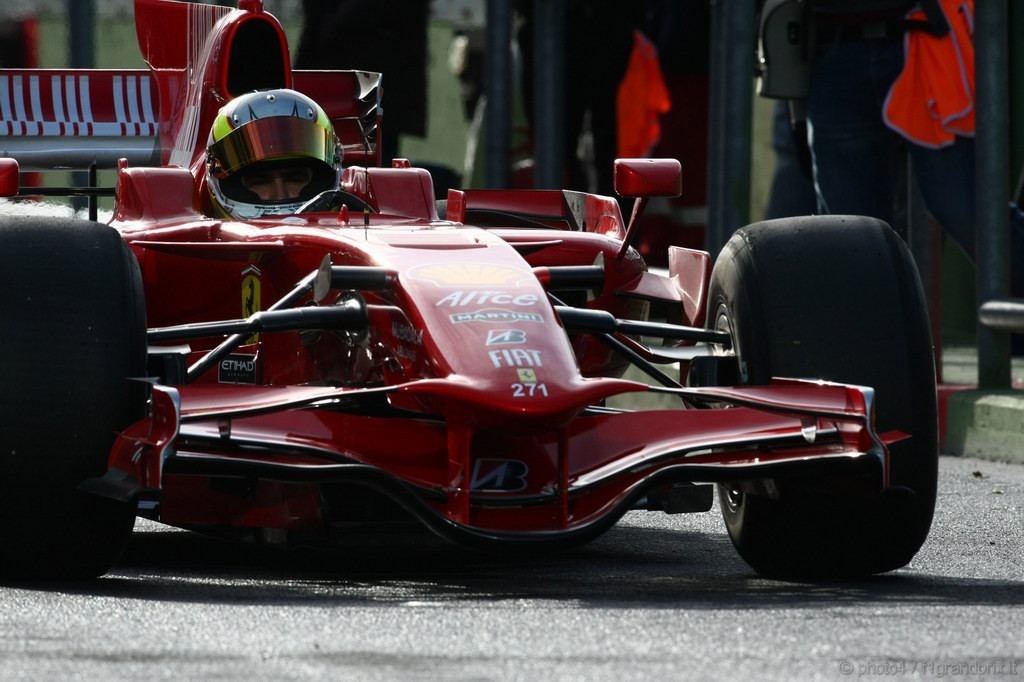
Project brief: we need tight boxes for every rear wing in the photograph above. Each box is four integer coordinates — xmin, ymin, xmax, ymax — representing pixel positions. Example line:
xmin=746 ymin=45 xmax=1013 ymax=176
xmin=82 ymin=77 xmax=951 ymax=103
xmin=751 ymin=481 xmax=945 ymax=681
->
xmin=0 ymin=70 xmax=159 ymax=171
xmin=1 ymin=0 xmax=381 ymax=173
xmin=294 ymin=70 xmax=382 ymax=169
xmin=0 ymin=67 xmax=380 ymax=172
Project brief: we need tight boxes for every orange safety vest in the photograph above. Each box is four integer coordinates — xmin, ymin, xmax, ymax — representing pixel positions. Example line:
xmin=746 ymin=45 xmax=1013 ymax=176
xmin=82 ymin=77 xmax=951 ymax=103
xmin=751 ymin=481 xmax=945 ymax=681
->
xmin=616 ymin=30 xmax=672 ymax=159
xmin=883 ymin=0 xmax=975 ymax=148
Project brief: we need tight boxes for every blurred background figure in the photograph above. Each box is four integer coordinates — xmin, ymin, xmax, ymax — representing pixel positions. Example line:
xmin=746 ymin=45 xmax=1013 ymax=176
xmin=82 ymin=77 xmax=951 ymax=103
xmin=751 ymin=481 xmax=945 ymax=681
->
xmin=295 ymin=0 xmax=430 ymax=168
xmin=516 ymin=0 xmax=645 ymax=196
xmin=616 ymin=27 xmax=671 ymax=161
xmin=804 ymin=1 xmax=977 ymax=259
xmin=436 ymin=0 xmax=494 ymax=188
xmin=764 ymin=99 xmax=816 ymax=220
xmin=0 ymin=7 xmax=39 ymax=193
xmin=0 ymin=15 xmax=37 ymax=69
xmin=624 ymin=0 xmax=710 ymax=263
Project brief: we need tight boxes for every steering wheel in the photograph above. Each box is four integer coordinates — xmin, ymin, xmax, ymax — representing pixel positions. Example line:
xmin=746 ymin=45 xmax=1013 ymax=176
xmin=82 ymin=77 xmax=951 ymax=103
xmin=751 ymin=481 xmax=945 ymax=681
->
xmin=297 ymin=189 xmax=373 ymax=214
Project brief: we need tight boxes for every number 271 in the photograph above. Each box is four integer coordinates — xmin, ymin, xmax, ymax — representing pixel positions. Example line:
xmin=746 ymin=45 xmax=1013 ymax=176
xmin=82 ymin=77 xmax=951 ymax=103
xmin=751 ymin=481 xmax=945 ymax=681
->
xmin=511 ymin=383 xmax=548 ymax=397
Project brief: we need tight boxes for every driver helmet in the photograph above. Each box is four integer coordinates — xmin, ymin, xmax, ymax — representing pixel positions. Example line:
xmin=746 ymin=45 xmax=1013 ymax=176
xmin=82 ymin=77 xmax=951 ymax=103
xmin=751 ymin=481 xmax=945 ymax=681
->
xmin=205 ymin=89 xmax=342 ymax=219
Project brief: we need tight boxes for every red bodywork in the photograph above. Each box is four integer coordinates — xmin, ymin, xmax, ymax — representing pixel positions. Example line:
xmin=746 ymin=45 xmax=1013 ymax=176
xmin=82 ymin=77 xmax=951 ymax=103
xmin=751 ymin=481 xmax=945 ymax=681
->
xmin=3 ymin=0 xmax=895 ymax=548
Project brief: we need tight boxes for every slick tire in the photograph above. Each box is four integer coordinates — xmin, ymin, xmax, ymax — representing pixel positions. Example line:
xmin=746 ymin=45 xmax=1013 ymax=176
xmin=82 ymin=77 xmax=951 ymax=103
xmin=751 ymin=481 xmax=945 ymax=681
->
xmin=0 ymin=218 xmax=147 ymax=580
xmin=708 ymin=215 xmax=937 ymax=578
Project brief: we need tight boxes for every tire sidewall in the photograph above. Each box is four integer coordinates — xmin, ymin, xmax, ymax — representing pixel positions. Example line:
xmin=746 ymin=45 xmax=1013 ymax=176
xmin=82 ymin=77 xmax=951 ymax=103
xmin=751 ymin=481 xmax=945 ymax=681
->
xmin=0 ymin=217 xmax=147 ymax=579
xmin=708 ymin=215 xmax=938 ymax=576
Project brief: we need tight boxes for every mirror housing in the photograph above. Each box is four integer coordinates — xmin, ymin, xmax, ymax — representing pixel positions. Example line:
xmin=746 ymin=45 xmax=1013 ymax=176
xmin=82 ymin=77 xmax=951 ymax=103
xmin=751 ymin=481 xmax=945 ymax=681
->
xmin=613 ymin=158 xmax=682 ymax=198
xmin=0 ymin=158 xmax=20 ymax=198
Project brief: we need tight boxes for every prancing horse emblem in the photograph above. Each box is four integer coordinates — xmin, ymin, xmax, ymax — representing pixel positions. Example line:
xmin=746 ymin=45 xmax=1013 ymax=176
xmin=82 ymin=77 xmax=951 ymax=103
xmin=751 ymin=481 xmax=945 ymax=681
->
xmin=241 ymin=264 xmax=261 ymax=344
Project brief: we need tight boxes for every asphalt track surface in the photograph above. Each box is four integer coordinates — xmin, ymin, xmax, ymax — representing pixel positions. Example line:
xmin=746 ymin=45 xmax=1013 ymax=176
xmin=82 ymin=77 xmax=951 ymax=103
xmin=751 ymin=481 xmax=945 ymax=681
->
xmin=0 ymin=456 xmax=1021 ymax=681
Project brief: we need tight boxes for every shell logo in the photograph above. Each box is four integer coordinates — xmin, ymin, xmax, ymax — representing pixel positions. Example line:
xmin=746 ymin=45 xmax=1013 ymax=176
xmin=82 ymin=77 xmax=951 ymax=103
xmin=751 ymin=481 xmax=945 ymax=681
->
xmin=408 ymin=262 xmax=532 ymax=287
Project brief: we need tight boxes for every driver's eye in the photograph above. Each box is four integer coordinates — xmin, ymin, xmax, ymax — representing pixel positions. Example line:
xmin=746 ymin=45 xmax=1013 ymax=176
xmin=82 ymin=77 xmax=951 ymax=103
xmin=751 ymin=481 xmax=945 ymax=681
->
xmin=282 ymin=168 xmax=314 ymax=184
xmin=242 ymin=172 xmax=273 ymax=189
xmin=240 ymin=167 xmax=314 ymax=200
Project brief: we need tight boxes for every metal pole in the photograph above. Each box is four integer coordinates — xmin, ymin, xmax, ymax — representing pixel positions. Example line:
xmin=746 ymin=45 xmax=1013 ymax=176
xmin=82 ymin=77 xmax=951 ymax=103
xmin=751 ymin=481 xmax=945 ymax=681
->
xmin=706 ymin=0 xmax=755 ymax=256
xmin=707 ymin=1 xmax=726 ymax=252
xmin=1011 ymin=1 xmax=1024 ymax=179
xmin=485 ymin=0 xmax=511 ymax=188
xmin=532 ymin=0 xmax=565 ymax=189
xmin=907 ymin=168 xmax=943 ymax=383
xmin=976 ymin=0 xmax=1011 ymax=388
xmin=69 ymin=0 xmax=96 ymax=217
xmin=69 ymin=0 xmax=96 ymax=70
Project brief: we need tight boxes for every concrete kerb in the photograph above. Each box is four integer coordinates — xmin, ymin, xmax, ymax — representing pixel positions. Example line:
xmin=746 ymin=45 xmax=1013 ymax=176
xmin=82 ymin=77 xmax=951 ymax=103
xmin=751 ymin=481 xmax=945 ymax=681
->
xmin=939 ymin=344 xmax=1024 ymax=463
xmin=943 ymin=388 xmax=1024 ymax=464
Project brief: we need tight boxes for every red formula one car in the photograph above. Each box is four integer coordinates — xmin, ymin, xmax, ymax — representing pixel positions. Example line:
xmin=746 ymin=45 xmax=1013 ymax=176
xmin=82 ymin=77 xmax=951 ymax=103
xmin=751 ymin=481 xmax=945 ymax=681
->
xmin=0 ymin=0 xmax=937 ymax=580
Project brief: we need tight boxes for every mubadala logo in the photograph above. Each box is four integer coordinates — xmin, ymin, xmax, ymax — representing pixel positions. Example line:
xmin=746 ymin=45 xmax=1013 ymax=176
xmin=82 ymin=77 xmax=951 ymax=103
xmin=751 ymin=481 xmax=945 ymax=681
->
xmin=435 ymin=291 xmax=539 ymax=307
xmin=486 ymin=329 xmax=527 ymax=345
xmin=450 ymin=309 xmax=545 ymax=324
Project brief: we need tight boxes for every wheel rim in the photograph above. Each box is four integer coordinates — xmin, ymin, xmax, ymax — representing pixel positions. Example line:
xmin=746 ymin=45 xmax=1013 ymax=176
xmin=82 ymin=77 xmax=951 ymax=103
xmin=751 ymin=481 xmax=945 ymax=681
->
xmin=722 ymin=486 xmax=744 ymax=514
xmin=712 ymin=302 xmax=748 ymax=519
xmin=711 ymin=302 xmax=746 ymax=384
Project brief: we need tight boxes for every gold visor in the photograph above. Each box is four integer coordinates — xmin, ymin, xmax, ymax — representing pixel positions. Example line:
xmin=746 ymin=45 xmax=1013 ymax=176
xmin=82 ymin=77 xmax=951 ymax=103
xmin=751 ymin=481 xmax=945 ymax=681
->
xmin=210 ymin=116 xmax=334 ymax=178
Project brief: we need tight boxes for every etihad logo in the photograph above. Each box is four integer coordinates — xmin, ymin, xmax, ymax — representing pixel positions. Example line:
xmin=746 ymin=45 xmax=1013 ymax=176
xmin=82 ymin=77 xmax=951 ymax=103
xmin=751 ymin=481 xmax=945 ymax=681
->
xmin=409 ymin=262 xmax=532 ymax=287
xmin=218 ymin=353 xmax=258 ymax=384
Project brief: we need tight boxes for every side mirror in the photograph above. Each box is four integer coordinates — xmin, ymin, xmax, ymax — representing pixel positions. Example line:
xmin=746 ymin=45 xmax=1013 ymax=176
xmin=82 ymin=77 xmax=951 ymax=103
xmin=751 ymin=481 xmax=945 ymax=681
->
xmin=613 ymin=158 xmax=682 ymax=198
xmin=0 ymin=158 xmax=20 ymax=198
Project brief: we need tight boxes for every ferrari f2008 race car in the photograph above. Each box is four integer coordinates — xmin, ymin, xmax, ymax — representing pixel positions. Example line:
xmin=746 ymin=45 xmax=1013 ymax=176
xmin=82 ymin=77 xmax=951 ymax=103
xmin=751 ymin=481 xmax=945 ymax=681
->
xmin=0 ymin=0 xmax=937 ymax=580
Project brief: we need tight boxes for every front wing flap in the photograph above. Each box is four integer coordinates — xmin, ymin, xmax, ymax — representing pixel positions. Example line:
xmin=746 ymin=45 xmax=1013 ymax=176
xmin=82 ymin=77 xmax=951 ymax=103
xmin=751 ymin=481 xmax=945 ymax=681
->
xmin=92 ymin=378 xmax=900 ymax=545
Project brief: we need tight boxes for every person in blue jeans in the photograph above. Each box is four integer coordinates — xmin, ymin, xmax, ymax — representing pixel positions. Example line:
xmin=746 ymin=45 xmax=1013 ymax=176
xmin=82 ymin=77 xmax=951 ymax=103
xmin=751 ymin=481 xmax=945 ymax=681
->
xmin=806 ymin=2 xmax=978 ymax=262
xmin=766 ymin=100 xmax=818 ymax=220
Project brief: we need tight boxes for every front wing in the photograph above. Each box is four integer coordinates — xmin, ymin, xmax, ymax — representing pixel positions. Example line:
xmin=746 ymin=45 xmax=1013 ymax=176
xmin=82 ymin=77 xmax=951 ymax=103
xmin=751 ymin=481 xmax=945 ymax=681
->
xmin=89 ymin=378 xmax=900 ymax=547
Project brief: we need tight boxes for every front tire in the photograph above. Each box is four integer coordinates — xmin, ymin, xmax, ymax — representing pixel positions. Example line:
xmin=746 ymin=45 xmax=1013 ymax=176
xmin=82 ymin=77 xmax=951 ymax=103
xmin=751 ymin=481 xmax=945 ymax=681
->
xmin=708 ymin=216 xmax=937 ymax=578
xmin=0 ymin=218 xmax=147 ymax=579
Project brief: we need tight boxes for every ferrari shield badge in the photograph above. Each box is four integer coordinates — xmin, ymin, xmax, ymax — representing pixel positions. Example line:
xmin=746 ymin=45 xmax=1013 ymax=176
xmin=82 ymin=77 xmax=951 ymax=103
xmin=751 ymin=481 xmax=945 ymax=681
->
xmin=241 ymin=264 xmax=261 ymax=344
